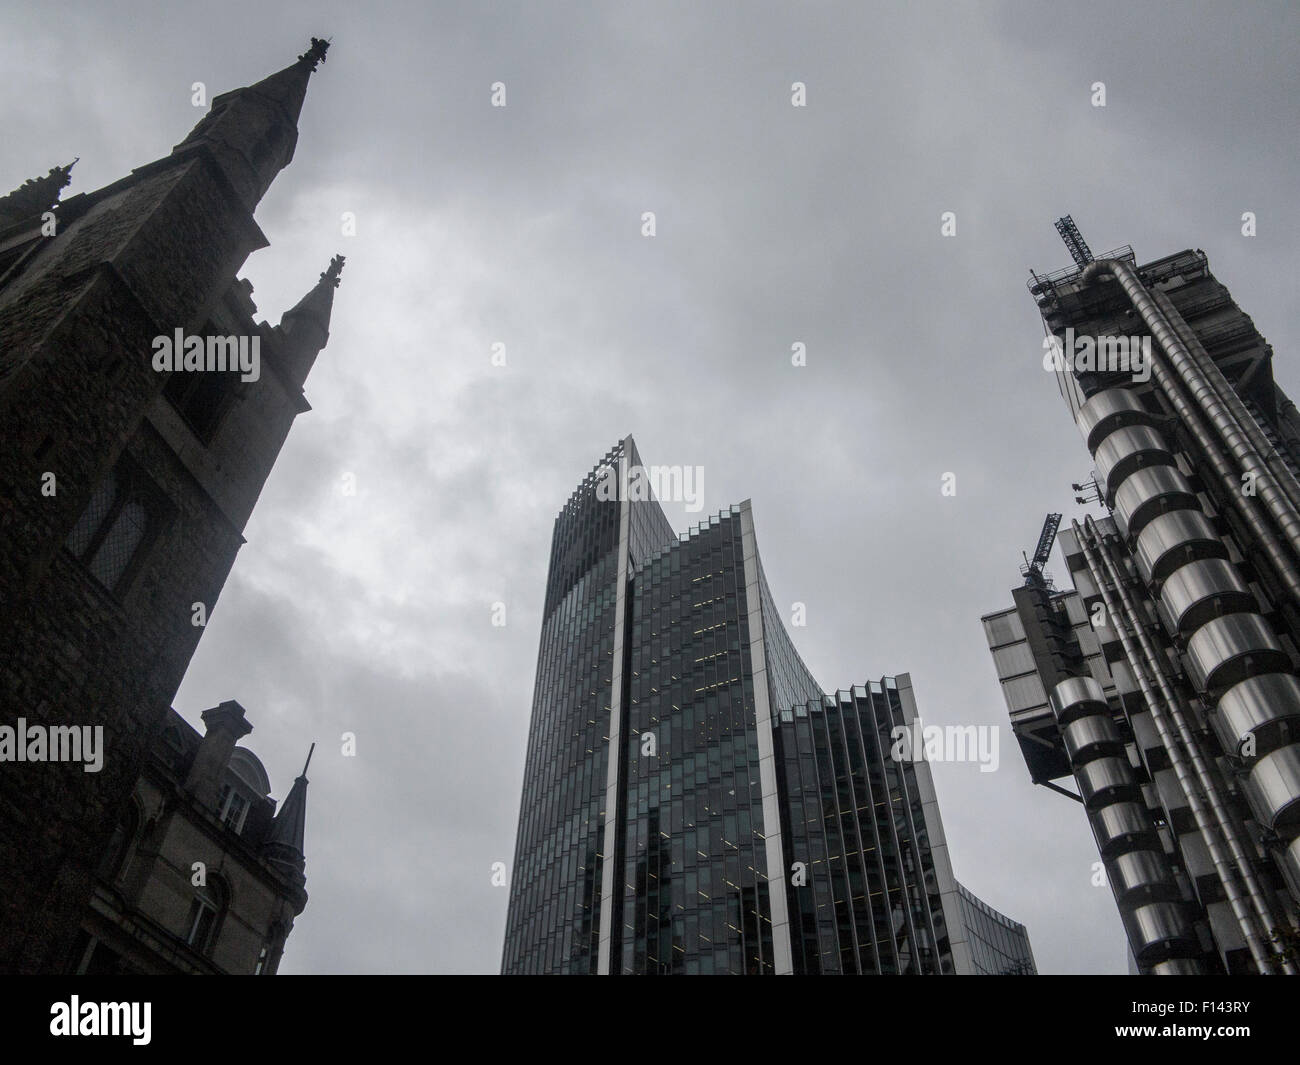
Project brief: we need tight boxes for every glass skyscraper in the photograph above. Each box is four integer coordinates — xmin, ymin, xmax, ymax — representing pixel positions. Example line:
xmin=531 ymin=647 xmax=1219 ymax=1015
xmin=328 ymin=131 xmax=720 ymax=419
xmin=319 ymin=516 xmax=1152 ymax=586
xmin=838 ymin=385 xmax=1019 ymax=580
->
xmin=504 ymin=436 xmax=1031 ymax=974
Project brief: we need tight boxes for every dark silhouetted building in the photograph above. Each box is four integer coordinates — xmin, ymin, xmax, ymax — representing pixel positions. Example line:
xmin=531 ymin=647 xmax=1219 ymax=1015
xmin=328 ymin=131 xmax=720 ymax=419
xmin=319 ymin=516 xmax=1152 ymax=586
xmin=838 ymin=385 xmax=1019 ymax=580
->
xmin=73 ymin=701 xmax=310 ymax=974
xmin=0 ymin=40 xmax=338 ymax=973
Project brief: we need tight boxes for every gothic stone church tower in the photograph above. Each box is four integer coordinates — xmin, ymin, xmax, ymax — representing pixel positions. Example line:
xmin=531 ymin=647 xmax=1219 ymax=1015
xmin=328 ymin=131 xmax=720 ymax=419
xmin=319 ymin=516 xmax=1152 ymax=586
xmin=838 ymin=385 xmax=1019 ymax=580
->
xmin=0 ymin=40 xmax=340 ymax=973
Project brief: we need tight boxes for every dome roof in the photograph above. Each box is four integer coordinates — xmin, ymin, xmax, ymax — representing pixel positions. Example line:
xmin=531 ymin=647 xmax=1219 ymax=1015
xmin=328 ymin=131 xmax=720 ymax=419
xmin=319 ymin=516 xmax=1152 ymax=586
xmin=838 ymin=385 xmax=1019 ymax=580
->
xmin=228 ymin=746 xmax=272 ymax=797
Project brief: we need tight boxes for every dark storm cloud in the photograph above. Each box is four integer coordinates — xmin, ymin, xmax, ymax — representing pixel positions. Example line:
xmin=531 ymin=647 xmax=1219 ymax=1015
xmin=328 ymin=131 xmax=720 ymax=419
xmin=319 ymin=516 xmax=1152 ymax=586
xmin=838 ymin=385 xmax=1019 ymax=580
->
xmin=4 ymin=0 xmax=1295 ymax=973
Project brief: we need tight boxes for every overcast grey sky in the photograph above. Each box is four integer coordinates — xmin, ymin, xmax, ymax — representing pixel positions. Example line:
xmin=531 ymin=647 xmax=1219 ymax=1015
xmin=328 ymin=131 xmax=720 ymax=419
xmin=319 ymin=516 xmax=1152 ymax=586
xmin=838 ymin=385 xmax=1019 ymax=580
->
xmin=4 ymin=0 xmax=1297 ymax=974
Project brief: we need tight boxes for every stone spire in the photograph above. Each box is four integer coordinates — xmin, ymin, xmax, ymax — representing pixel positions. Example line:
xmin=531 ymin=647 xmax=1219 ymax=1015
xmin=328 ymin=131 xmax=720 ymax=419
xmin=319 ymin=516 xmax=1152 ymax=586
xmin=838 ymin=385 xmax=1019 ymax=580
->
xmin=263 ymin=743 xmax=312 ymax=886
xmin=0 ymin=159 xmax=77 ymax=227
xmin=171 ymin=37 xmax=330 ymax=211
xmin=276 ymin=254 xmax=344 ymax=388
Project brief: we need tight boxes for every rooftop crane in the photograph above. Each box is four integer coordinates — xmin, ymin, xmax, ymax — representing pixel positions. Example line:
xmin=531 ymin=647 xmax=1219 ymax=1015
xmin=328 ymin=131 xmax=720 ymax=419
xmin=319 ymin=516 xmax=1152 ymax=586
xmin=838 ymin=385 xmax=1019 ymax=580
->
xmin=1021 ymin=512 xmax=1062 ymax=588
xmin=1054 ymin=215 xmax=1094 ymax=269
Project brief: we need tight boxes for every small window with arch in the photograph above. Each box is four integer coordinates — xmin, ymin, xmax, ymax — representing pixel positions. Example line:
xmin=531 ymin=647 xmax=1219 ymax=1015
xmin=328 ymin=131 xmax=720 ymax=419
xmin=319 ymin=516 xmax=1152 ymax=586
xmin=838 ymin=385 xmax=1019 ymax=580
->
xmin=64 ymin=457 xmax=170 ymax=596
xmin=184 ymin=876 xmax=228 ymax=956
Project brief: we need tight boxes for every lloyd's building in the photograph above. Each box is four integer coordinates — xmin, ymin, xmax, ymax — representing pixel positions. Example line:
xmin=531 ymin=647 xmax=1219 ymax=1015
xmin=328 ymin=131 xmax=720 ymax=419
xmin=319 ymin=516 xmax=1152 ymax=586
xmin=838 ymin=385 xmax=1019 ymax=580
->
xmin=503 ymin=436 xmax=1035 ymax=975
xmin=983 ymin=220 xmax=1300 ymax=974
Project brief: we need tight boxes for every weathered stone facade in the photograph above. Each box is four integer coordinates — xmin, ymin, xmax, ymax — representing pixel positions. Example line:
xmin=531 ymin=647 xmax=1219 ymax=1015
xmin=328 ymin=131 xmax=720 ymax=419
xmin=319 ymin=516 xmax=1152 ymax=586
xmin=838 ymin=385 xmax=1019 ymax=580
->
xmin=73 ymin=701 xmax=309 ymax=974
xmin=0 ymin=40 xmax=336 ymax=973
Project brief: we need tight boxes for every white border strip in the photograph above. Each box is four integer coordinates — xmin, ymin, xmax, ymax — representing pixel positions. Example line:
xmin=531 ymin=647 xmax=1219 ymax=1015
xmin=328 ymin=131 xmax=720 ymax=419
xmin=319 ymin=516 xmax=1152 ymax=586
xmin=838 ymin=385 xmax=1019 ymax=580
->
xmin=739 ymin=500 xmax=794 ymax=974
xmin=596 ymin=442 xmax=632 ymax=974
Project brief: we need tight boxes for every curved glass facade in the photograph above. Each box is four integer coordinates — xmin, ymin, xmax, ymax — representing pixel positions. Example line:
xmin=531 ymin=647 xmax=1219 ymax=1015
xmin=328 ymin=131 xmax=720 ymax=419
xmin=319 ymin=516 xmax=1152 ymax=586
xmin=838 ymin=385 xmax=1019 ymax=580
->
xmin=502 ymin=439 xmax=673 ymax=974
xmin=505 ymin=437 xmax=1020 ymax=974
xmin=955 ymin=881 xmax=1038 ymax=975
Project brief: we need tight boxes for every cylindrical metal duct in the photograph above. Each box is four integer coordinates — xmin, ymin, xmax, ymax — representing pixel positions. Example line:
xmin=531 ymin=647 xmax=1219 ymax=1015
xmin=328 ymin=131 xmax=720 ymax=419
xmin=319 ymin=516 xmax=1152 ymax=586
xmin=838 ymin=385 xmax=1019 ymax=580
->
xmin=1113 ymin=465 xmax=1198 ymax=540
xmin=1048 ymin=675 xmax=1110 ymax=725
xmin=1159 ymin=558 xmax=1254 ymax=638
xmin=1134 ymin=509 xmax=1227 ymax=585
xmin=1077 ymin=387 xmax=1158 ymax=452
xmin=1046 ymin=673 xmax=1195 ymax=966
xmin=1213 ymin=673 xmax=1300 ymax=759
xmin=1076 ymin=519 xmax=1283 ymax=972
xmin=1185 ymin=613 xmax=1290 ymax=693
xmin=1093 ymin=425 xmax=1177 ymax=502
xmin=1108 ymin=850 xmax=1178 ymax=904
xmin=1125 ymin=901 xmax=1199 ymax=964
xmin=1077 ymin=756 xmax=1142 ymax=809
xmin=1242 ymin=746 xmax=1300 ymax=835
xmin=1071 ymin=283 xmax=1300 ymax=934
xmin=1062 ymin=714 xmax=1125 ymax=764
xmin=1092 ymin=801 xmax=1159 ymax=859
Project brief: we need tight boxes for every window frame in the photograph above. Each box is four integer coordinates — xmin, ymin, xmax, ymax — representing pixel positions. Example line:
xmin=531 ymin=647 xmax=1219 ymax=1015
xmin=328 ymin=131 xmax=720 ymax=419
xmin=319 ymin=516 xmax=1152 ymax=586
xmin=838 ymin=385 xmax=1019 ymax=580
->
xmin=64 ymin=456 xmax=171 ymax=598
xmin=184 ymin=876 xmax=228 ymax=957
xmin=161 ymin=320 xmax=242 ymax=444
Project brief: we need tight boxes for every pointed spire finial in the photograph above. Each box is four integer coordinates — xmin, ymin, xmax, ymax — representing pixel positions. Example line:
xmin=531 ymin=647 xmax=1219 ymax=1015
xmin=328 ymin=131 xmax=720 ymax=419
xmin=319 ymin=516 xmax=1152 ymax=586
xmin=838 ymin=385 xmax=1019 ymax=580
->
xmin=171 ymin=42 xmax=330 ymax=210
xmin=264 ymin=750 xmax=312 ymax=890
xmin=301 ymin=742 xmax=315 ymax=778
xmin=298 ymin=37 xmax=330 ymax=71
xmin=321 ymin=254 xmax=345 ymax=288
xmin=0 ymin=159 xmax=80 ymax=224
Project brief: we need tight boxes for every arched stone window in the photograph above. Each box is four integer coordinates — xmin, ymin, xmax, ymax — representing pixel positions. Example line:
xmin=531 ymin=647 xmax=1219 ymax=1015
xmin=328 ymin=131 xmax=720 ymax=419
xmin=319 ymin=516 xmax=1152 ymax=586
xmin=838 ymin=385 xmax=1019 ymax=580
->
xmin=254 ymin=921 xmax=287 ymax=975
xmin=185 ymin=875 xmax=229 ymax=956
xmin=97 ymin=798 xmax=142 ymax=883
xmin=64 ymin=459 xmax=169 ymax=595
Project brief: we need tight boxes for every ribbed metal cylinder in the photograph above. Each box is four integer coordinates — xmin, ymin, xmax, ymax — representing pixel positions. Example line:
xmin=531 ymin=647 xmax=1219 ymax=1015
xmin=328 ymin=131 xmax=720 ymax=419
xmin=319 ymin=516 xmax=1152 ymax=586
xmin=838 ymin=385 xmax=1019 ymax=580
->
xmin=1242 ymin=746 xmax=1300 ymax=835
xmin=1159 ymin=558 xmax=1254 ymax=638
xmin=1125 ymin=901 xmax=1198 ymax=963
xmin=1084 ymin=259 xmax=1300 ymax=619
xmin=1076 ymin=267 xmax=1300 ymax=968
xmin=1094 ymin=425 xmax=1177 ymax=502
xmin=1062 ymin=714 xmax=1124 ymax=764
xmin=1108 ymin=850 xmax=1177 ymax=903
xmin=1049 ymin=675 xmax=1109 ymax=726
xmin=1134 ymin=509 xmax=1227 ymax=585
xmin=1113 ymin=465 xmax=1198 ymax=540
xmin=1077 ymin=388 xmax=1158 ymax=452
xmin=1091 ymin=801 xmax=1159 ymax=859
xmin=1186 ymin=613 xmax=1290 ymax=693
xmin=1077 ymin=756 xmax=1141 ymax=809
xmin=1076 ymin=517 xmax=1282 ymax=971
xmin=1213 ymin=673 xmax=1300 ymax=760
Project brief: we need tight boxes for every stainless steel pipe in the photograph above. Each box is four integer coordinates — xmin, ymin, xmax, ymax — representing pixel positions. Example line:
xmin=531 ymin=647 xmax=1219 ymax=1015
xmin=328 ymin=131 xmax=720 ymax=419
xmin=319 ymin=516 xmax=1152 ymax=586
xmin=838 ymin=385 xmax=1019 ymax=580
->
xmin=1076 ymin=518 xmax=1282 ymax=973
